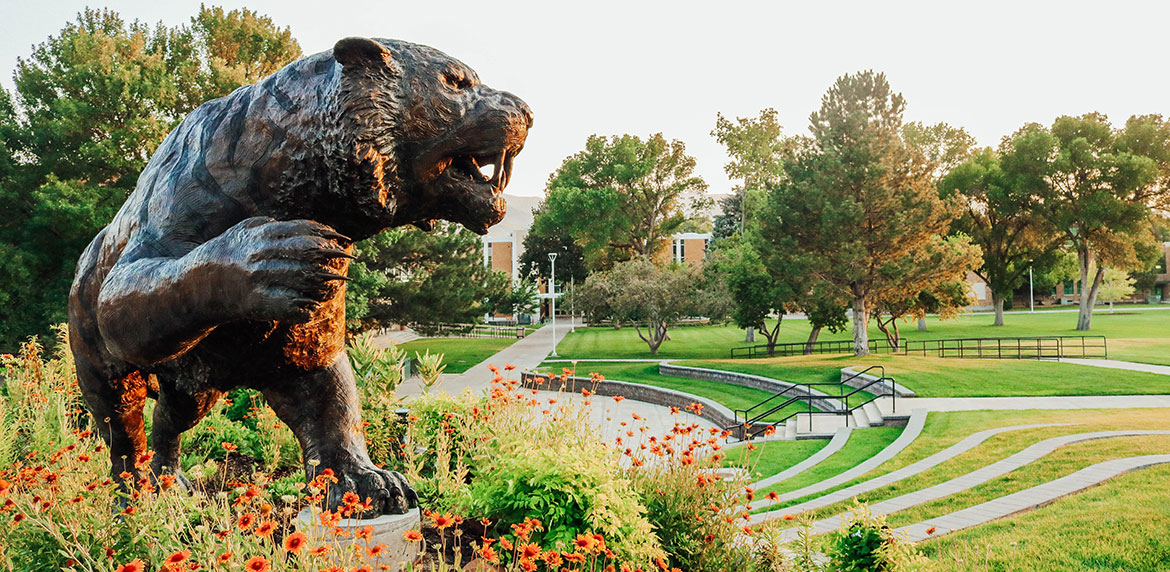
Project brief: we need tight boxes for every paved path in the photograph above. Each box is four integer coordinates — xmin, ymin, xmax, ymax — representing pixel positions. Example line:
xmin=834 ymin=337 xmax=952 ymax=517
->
xmin=896 ymin=454 xmax=1170 ymax=542
xmin=399 ymin=318 xmax=581 ymax=398
xmin=878 ymin=394 xmax=1170 ymax=414
xmin=750 ymin=427 xmax=854 ymax=490
xmin=529 ymin=390 xmax=718 ymax=444
xmin=1063 ymin=358 xmax=1170 ymax=376
xmin=768 ymin=429 xmax=1170 ymax=540
xmin=749 ymin=423 xmax=1069 ymax=524
xmin=745 ymin=410 xmax=928 ymax=512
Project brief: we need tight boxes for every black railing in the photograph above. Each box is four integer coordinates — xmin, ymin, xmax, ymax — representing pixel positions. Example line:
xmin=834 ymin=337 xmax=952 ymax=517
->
xmin=730 ymin=339 xmax=899 ymax=358
xmin=417 ymin=322 xmax=528 ymax=339
xmin=729 ymin=366 xmax=898 ymax=440
xmin=731 ymin=335 xmax=1107 ymax=360
xmin=900 ymin=336 xmax=1107 ymax=360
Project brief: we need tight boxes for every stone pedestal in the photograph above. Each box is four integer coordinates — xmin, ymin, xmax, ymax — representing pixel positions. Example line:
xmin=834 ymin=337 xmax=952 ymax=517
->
xmin=297 ymin=507 xmax=421 ymax=570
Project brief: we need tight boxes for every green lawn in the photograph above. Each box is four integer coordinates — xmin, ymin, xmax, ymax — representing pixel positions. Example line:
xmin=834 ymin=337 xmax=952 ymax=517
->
xmin=753 ymin=408 xmax=1170 ymax=520
xmin=725 ymin=439 xmax=828 ymax=481
xmin=681 ymin=355 xmax=1170 ymax=397
xmin=556 ymin=309 xmax=1170 ymax=364
xmin=397 ymin=337 xmax=517 ymax=373
xmin=536 ymin=361 xmax=812 ymax=423
xmin=746 ymin=427 xmax=904 ymax=503
xmin=921 ymin=464 xmax=1170 ymax=572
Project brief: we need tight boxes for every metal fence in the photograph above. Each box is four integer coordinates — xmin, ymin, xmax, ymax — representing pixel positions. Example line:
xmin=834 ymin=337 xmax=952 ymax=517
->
xmin=731 ymin=335 xmax=1107 ymax=360
xmin=900 ymin=335 xmax=1107 ymax=360
xmin=418 ymin=323 xmax=528 ymax=339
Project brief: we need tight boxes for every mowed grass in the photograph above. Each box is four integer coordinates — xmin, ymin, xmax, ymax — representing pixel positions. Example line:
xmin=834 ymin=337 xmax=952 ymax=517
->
xmin=724 ymin=439 xmax=828 ymax=481
xmin=747 ymin=426 xmax=904 ymax=501
xmin=537 ymin=361 xmax=811 ymax=423
xmin=754 ymin=408 xmax=1170 ymax=523
xmin=920 ymin=463 xmax=1170 ymax=572
xmin=682 ymin=354 xmax=1170 ymax=397
xmin=555 ymin=309 xmax=1170 ymax=364
xmin=396 ymin=337 xmax=517 ymax=373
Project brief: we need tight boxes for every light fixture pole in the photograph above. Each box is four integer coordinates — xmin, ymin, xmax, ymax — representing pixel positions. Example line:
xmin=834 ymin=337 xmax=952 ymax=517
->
xmin=549 ymin=252 xmax=558 ymax=357
xmin=1029 ymin=266 xmax=1034 ymax=313
xmin=570 ymin=275 xmax=576 ymax=333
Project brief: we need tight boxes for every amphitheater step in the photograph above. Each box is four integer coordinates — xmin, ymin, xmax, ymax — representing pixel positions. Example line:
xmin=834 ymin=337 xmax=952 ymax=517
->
xmin=863 ymin=402 xmax=884 ymax=426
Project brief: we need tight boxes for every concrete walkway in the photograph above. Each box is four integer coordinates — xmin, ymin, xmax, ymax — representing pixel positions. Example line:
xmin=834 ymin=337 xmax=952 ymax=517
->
xmin=878 ymin=394 xmax=1170 ymax=414
xmin=896 ymin=454 xmax=1170 ymax=542
xmin=768 ymin=429 xmax=1170 ymax=540
xmin=749 ymin=423 xmax=1070 ymax=524
xmin=398 ymin=317 xmax=581 ymax=398
xmin=1063 ymin=358 xmax=1170 ymax=376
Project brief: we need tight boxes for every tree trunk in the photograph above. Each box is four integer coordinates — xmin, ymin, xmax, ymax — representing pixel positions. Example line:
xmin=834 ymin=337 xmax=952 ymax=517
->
xmin=852 ymin=296 xmax=869 ymax=356
xmin=992 ymin=293 xmax=1005 ymax=327
xmin=1075 ymin=249 xmax=1106 ymax=331
xmin=874 ymin=315 xmax=900 ymax=352
xmin=805 ymin=326 xmax=822 ymax=354
xmin=744 ymin=326 xmax=755 ymax=343
xmin=763 ymin=316 xmax=783 ymax=355
xmin=916 ymin=317 xmax=927 ymax=332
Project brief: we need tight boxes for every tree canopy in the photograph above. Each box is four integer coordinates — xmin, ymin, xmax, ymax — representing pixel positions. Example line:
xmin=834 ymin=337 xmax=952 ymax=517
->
xmin=0 ymin=7 xmax=301 ymax=348
xmin=539 ymin=133 xmax=707 ymax=271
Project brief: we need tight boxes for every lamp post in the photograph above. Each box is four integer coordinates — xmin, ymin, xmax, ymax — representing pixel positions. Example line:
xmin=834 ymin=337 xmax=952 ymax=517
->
xmin=549 ymin=252 xmax=558 ymax=357
xmin=570 ymin=275 xmax=576 ymax=333
xmin=1029 ymin=266 xmax=1034 ymax=313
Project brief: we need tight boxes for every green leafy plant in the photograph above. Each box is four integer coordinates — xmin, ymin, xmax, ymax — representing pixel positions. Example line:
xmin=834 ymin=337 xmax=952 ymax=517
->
xmin=825 ymin=501 xmax=926 ymax=572
xmin=415 ymin=350 xmax=447 ymax=393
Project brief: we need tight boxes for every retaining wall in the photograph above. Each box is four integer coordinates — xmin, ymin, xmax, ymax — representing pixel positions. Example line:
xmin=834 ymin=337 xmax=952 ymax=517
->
xmin=840 ymin=366 xmax=916 ymax=397
xmin=658 ymin=363 xmax=841 ymax=412
xmin=520 ymin=372 xmax=736 ymax=428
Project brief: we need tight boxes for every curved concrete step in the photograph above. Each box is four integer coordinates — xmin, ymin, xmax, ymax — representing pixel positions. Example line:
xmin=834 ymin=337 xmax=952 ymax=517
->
xmin=744 ymin=409 xmax=929 ymax=512
xmin=762 ymin=429 xmax=1170 ymax=538
xmin=751 ymin=427 xmax=855 ymax=490
xmin=896 ymin=454 xmax=1170 ymax=542
xmin=862 ymin=402 xmax=884 ymax=426
xmin=750 ymin=422 xmax=1071 ymax=523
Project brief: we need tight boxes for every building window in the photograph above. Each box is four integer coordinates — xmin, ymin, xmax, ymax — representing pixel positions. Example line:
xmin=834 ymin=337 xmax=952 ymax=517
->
xmin=485 ymin=243 xmax=493 ymax=268
xmin=677 ymin=239 xmax=685 ymax=263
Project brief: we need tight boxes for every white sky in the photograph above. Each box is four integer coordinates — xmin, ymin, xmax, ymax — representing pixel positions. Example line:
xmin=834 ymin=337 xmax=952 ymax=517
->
xmin=2 ymin=0 xmax=1168 ymax=198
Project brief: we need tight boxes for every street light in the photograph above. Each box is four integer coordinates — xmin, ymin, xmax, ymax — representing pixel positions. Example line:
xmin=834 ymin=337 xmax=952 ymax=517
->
xmin=549 ymin=252 xmax=558 ymax=357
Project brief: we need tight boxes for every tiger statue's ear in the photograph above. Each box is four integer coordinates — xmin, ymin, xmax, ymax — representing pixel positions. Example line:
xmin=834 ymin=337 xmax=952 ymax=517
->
xmin=333 ymin=37 xmax=393 ymax=70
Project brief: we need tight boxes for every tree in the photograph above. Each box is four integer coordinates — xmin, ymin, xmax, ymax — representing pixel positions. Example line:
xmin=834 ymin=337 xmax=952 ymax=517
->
xmin=0 ymin=7 xmax=301 ymax=348
xmin=941 ymin=128 xmax=1064 ymax=326
xmin=345 ymin=223 xmax=520 ymax=332
xmin=539 ymin=134 xmax=708 ymax=271
xmin=1097 ymin=267 xmax=1136 ymax=313
xmin=758 ymin=71 xmax=977 ymax=356
xmin=870 ymin=236 xmax=978 ymax=349
xmin=518 ymin=202 xmax=588 ymax=284
xmin=706 ymin=237 xmax=793 ymax=353
xmin=711 ymin=108 xmax=790 ymax=240
xmin=1039 ymin=113 xmax=1170 ymax=330
xmin=577 ymin=258 xmax=701 ymax=355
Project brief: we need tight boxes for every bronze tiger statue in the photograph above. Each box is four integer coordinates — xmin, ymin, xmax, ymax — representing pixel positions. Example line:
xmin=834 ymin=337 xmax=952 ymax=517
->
xmin=67 ymin=37 xmax=532 ymax=514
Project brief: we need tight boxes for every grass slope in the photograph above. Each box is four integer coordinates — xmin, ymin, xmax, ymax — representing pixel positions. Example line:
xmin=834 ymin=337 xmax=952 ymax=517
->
xmin=920 ymin=463 xmax=1170 ymax=572
xmin=554 ymin=309 xmax=1170 ymax=364
xmin=397 ymin=337 xmax=516 ymax=373
xmin=747 ymin=427 xmax=904 ymax=501
xmin=681 ymin=355 xmax=1170 ymax=397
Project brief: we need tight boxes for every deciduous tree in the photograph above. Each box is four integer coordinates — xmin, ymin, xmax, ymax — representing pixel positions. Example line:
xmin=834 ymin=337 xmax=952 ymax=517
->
xmin=759 ymin=71 xmax=976 ymax=356
xmin=539 ymin=134 xmax=707 ymax=270
xmin=577 ymin=258 xmax=704 ymax=355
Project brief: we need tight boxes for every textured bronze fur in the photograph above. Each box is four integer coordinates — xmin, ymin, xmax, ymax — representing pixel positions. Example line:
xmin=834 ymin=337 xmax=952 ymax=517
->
xmin=67 ymin=37 xmax=531 ymax=514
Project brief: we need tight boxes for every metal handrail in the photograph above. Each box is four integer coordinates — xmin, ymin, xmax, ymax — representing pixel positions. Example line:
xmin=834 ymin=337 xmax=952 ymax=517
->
xmin=727 ymin=366 xmax=899 ymax=439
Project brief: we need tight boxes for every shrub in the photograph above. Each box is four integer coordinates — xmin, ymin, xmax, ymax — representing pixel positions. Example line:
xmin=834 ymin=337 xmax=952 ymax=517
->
xmin=824 ymin=501 xmax=926 ymax=572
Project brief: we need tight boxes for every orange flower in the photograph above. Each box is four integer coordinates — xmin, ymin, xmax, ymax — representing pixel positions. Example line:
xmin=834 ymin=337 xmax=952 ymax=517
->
xmin=782 ymin=514 xmax=796 ymax=521
xmin=478 ymin=545 xmax=499 ymax=563
xmin=573 ymin=534 xmax=595 ymax=552
xmin=12 ymin=513 xmax=25 ymax=523
xmin=166 ymin=550 xmax=190 ymax=564
xmin=926 ymin=526 xmax=937 ymax=535
xmin=541 ymin=550 xmax=563 ymax=567
xmin=367 ymin=544 xmax=387 ymax=557
xmin=115 ymin=560 xmax=145 ymax=572
xmin=765 ymin=491 xmax=779 ymax=502
xmin=159 ymin=475 xmax=176 ymax=490
xmin=135 ymin=451 xmax=154 ymax=468
xmin=221 ymin=442 xmax=238 ymax=452
xmin=311 ymin=545 xmax=331 ymax=556
xmin=403 ymin=529 xmax=423 ymax=542
xmin=243 ymin=556 xmax=270 ymax=572
xmin=520 ymin=543 xmax=541 ymax=559
xmin=353 ymin=567 xmax=372 ymax=572
xmin=613 ymin=396 xmax=625 ymax=403
xmin=217 ymin=552 xmax=233 ymax=564
xmin=355 ymin=525 xmax=374 ymax=540
xmin=342 ymin=491 xmax=361 ymax=506
xmin=519 ymin=559 xmax=536 ymax=572
xmin=284 ymin=531 xmax=308 ymax=553
xmin=254 ymin=520 xmax=276 ymax=537
xmin=237 ymin=513 xmax=256 ymax=530
xmin=432 ymin=513 xmax=455 ymax=528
